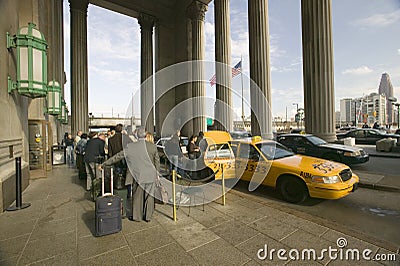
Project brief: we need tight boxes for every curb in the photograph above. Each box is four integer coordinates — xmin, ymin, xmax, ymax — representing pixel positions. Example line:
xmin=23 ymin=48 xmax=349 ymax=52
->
xmin=368 ymin=153 xmax=400 ymax=159
xmin=358 ymin=182 xmax=400 ymax=193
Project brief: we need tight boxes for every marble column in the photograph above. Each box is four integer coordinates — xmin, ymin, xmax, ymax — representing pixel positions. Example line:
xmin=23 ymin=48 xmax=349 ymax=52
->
xmin=138 ymin=13 xmax=155 ymax=133
xmin=50 ymin=0 xmax=65 ymax=144
xmin=188 ymin=1 xmax=208 ymax=134
xmin=69 ymin=0 xmax=89 ymax=134
xmin=54 ymin=0 xmax=65 ymax=88
xmin=248 ymin=0 xmax=272 ymax=138
xmin=214 ymin=0 xmax=232 ymax=131
xmin=301 ymin=0 xmax=336 ymax=142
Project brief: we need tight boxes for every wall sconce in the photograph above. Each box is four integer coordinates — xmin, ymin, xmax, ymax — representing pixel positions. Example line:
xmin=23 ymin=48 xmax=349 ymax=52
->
xmin=7 ymin=23 xmax=48 ymax=98
xmin=59 ymin=99 xmax=69 ymax=124
xmin=62 ymin=106 xmax=69 ymax=124
xmin=46 ymin=80 xmax=62 ymax=115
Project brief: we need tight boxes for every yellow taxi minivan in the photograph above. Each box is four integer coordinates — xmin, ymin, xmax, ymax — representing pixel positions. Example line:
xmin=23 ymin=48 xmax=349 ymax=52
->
xmin=203 ymin=131 xmax=359 ymax=203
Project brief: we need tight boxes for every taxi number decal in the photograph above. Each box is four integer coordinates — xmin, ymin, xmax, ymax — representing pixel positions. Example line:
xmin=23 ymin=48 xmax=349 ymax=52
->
xmin=312 ymin=161 xmax=336 ymax=174
xmin=235 ymin=162 xmax=268 ymax=174
xmin=300 ymin=171 xmax=312 ymax=179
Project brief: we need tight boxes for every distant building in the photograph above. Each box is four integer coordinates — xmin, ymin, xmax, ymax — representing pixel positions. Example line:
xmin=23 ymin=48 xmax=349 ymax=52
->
xmin=339 ymin=93 xmax=387 ymax=126
xmin=339 ymin=98 xmax=355 ymax=125
xmin=378 ymin=73 xmax=395 ymax=124
xmin=360 ymin=93 xmax=387 ymax=126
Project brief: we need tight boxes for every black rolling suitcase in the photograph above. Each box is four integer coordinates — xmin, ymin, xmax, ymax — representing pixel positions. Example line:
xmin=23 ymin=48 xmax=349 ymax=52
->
xmin=95 ymin=166 xmax=122 ymax=237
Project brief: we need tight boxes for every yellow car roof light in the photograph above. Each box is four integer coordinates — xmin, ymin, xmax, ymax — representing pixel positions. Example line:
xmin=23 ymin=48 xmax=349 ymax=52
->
xmin=252 ymin=136 xmax=262 ymax=142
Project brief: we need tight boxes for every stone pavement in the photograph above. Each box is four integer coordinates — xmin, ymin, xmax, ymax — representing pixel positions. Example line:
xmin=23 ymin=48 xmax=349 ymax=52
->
xmin=0 ymin=165 xmax=399 ymax=265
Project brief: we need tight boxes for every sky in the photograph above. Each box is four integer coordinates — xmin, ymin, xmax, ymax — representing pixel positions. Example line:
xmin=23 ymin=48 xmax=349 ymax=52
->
xmin=63 ymin=0 xmax=400 ymax=121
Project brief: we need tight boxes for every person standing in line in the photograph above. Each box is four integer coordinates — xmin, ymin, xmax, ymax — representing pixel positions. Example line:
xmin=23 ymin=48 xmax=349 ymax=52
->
xmin=196 ymin=131 xmax=208 ymax=154
xmin=74 ymin=130 xmax=82 ymax=167
xmin=187 ymin=135 xmax=200 ymax=159
xmin=65 ymin=134 xmax=75 ymax=165
xmin=165 ymin=130 xmax=183 ymax=173
xmin=108 ymin=124 xmax=129 ymax=216
xmin=108 ymin=124 xmax=124 ymax=157
xmin=101 ymin=127 xmax=160 ymax=222
xmin=76 ymin=133 xmax=88 ymax=179
xmin=84 ymin=132 xmax=105 ymax=191
xmin=145 ymin=132 xmax=154 ymax=144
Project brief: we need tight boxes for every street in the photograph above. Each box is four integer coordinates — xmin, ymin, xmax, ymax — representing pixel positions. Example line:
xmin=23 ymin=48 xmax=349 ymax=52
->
xmin=351 ymin=156 xmax=400 ymax=176
xmin=232 ymin=156 xmax=400 ymax=250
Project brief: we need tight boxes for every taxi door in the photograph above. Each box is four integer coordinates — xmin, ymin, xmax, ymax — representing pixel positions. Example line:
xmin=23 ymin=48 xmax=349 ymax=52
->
xmin=235 ymin=143 xmax=260 ymax=181
xmin=204 ymin=143 xmax=236 ymax=179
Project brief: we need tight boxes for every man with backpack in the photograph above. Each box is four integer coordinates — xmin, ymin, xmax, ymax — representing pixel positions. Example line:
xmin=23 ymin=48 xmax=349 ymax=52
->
xmin=84 ymin=133 xmax=105 ymax=191
xmin=76 ymin=133 xmax=88 ymax=179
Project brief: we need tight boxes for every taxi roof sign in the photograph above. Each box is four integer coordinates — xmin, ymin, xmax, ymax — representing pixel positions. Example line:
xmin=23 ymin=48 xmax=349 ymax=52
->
xmin=251 ymin=136 xmax=262 ymax=142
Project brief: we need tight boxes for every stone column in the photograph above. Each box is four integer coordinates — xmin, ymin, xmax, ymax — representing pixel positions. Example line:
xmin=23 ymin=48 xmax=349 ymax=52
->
xmin=49 ymin=0 xmax=65 ymax=144
xmin=301 ymin=0 xmax=336 ymax=142
xmin=188 ymin=1 xmax=208 ymax=134
xmin=214 ymin=0 xmax=232 ymax=131
xmin=54 ymin=0 xmax=64 ymax=87
xmin=248 ymin=0 xmax=272 ymax=138
xmin=138 ymin=13 xmax=155 ymax=133
xmin=69 ymin=0 xmax=89 ymax=134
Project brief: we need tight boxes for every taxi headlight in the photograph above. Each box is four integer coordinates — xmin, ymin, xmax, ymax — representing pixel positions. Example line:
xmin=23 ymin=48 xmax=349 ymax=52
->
xmin=312 ymin=175 xmax=340 ymax=184
xmin=344 ymin=151 xmax=361 ymax=157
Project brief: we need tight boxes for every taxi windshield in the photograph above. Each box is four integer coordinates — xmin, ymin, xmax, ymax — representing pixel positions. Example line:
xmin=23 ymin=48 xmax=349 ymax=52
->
xmin=306 ymin=135 xmax=327 ymax=146
xmin=256 ymin=142 xmax=294 ymax=160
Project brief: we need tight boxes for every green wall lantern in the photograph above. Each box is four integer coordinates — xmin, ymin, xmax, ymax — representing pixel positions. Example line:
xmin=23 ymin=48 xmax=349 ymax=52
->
xmin=63 ymin=106 xmax=69 ymax=124
xmin=59 ymin=99 xmax=69 ymax=124
xmin=46 ymin=80 xmax=62 ymax=115
xmin=7 ymin=23 xmax=48 ymax=98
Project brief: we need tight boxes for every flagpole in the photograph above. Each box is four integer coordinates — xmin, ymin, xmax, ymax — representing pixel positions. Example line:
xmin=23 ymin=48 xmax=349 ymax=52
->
xmin=240 ymin=55 xmax=245 ymax=130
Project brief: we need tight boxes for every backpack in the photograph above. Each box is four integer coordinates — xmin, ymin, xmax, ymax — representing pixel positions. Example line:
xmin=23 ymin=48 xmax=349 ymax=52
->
xmin=76 ymin=139 xmax=87 ymax=155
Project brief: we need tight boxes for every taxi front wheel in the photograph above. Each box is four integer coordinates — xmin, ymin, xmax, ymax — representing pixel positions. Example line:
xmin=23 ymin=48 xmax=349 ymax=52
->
xmin=277 ymin=176 xmax=309 ymax=203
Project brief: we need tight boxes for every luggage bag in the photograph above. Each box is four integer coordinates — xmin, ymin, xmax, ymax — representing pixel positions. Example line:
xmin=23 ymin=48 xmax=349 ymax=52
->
xmin=95 ymin=166 xmax=122 ymax=237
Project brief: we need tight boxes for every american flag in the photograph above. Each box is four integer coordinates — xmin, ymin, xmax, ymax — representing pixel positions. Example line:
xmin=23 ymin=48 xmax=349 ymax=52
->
xmin=209 ymin=73 xmax=217 ymax=86
xmin=209 ymin=60 xmax=242 ymax=86
xmin=231 ymin=60 xmax=242 ymax=77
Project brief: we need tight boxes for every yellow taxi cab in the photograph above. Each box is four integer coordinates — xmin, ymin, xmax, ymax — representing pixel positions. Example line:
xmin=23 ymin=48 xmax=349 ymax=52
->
xmin=203 ymin=131 xmax=359 ymax=203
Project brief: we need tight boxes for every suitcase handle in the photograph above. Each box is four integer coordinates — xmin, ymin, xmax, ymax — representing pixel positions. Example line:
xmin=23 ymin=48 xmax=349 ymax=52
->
xmin=101 ymin=166 xmax=114 ymax=196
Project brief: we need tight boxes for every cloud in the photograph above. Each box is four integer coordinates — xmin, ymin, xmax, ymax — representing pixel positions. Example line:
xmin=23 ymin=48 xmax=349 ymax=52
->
xmin=398 ymin=48 xmax=400 ymax=55
xmin=353 ymin=10 xmax=400 ymax=27
xmin=342 ymin=66 xmax=373 ymax=75
xmin=87 ymin=5 xmax=140 ymax=61
xmin=271 ymin=87 xmax=304 ymax=117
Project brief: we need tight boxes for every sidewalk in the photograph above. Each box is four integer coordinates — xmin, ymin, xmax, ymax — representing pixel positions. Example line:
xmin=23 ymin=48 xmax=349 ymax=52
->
xmin=357 ymin=145 xmax=400 ymax=159
xmin=0 ymin=165 xmax=398 ymax=265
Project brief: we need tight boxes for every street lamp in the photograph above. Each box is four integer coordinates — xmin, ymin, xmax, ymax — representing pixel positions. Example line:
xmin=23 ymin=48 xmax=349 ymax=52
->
xmin=293 ymin=103 xmax=299 ymax=129
xmin=394 ymin=103 xmax=400 ymax=129
xmin=88 ymin=112 xmax=93 ymax=131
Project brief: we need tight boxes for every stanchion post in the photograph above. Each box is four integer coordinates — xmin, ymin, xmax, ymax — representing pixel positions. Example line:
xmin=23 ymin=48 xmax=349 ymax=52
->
xmin=172 ymin=169 xmax=177 ymax=221
xmin=7 ymin=157 xmax=31 ymax=211
xmin=221 ymin=163 xmax=225 ymax=206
